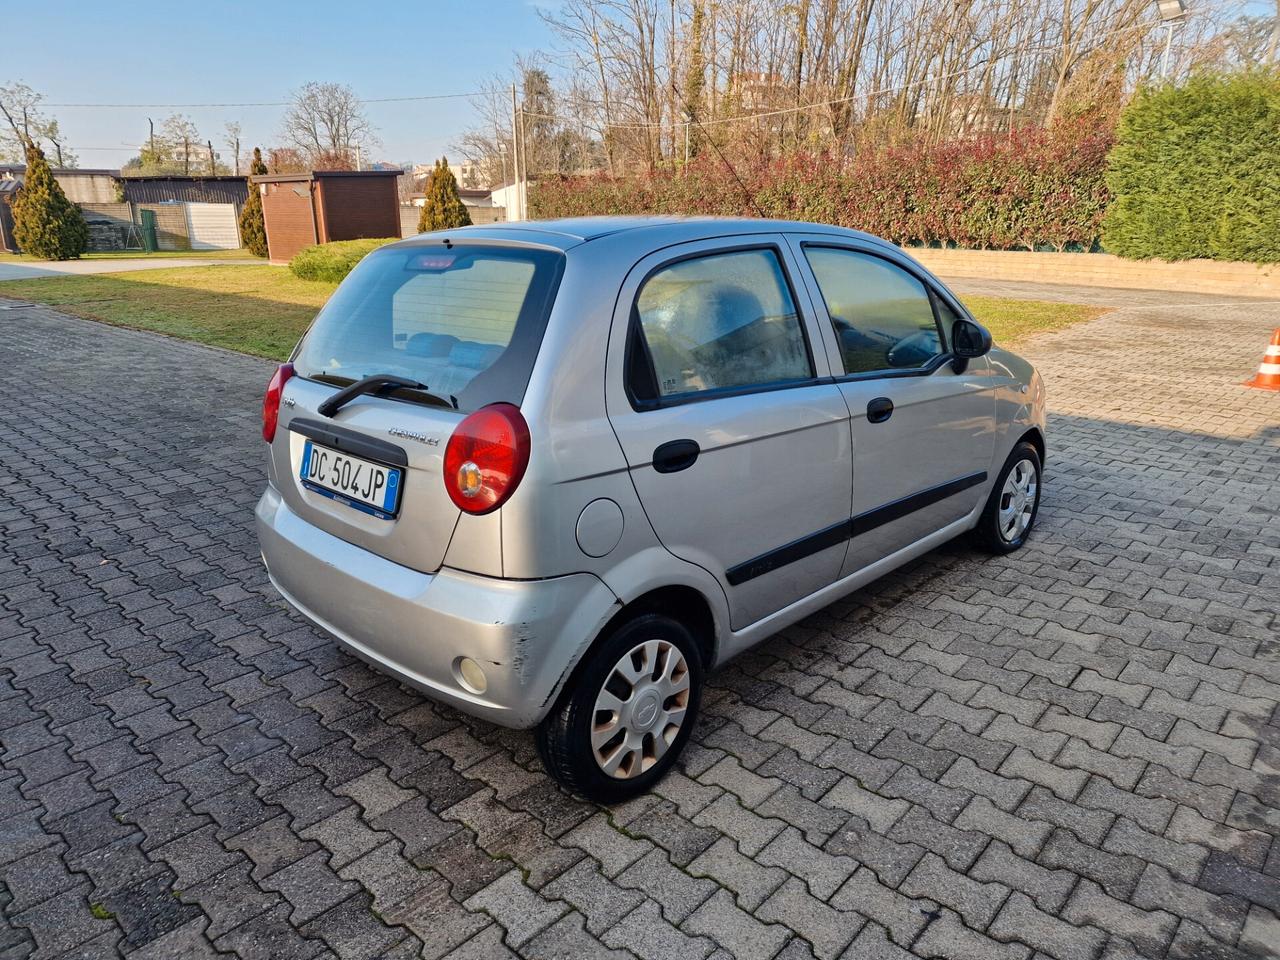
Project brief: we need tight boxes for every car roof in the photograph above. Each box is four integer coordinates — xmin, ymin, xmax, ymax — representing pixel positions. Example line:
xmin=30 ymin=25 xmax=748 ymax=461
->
xmin=392 ymin=215 xmax=897 ymax=254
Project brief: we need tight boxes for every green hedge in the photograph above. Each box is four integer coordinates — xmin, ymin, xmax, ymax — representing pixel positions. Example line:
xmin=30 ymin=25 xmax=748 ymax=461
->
xmin=1103 ymin=72 xmax=1280 ymax=263
xmin=288 ymin=238 xmax=398 ymax=283
xmin=531 ymin=119 xmax=1114 ymax=252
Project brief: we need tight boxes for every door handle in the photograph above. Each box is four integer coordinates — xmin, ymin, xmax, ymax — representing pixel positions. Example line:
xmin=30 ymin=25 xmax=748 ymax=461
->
xmin=652 ymin=439 xmax=700 ymax=473
xmin=867 ymin=397 xmax=894 ymax=423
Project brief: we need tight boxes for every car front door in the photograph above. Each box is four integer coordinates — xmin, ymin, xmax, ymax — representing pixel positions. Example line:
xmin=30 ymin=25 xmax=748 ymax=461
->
xmin=605 ymin=238 xmax=852 ymax=631
xmin=787 ymin=238 xmax=997 ymax=577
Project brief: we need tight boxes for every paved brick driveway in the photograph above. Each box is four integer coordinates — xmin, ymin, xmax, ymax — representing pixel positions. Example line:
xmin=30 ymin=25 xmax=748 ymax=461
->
xmin=0 ymin=286 xmax=1277 ymax=960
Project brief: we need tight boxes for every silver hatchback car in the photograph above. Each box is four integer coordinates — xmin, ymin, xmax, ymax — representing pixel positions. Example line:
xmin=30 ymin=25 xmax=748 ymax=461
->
xmin=257 ymin=217 xmax=1045 ymax=802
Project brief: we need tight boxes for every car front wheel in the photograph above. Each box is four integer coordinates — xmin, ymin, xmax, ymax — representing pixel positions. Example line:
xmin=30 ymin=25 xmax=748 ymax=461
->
xmin=973 ymin=441 xmax=1042 ymax=553
xmin=536 ymin=613 xmax=703 ymax=804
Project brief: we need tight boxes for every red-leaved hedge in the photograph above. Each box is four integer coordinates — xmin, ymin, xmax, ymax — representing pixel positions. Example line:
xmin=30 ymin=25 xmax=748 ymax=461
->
xmin=530 ymin=120 xmax=1114 ymax=252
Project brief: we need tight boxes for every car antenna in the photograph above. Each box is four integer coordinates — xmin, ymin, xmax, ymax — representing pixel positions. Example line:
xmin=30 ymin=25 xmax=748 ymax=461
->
xmin=670 ymin=80 xmax=766 ymax=220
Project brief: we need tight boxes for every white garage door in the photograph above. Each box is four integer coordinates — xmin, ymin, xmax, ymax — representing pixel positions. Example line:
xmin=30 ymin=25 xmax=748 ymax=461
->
xmin=185 ymin=202 xmax=241 ymax=250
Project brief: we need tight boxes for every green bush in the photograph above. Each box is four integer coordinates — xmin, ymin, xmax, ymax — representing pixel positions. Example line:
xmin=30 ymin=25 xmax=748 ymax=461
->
xmin=11 ymin=144 xmax=88 ymax=260
xmin=418 ymin=157 xmax=472 ymax=233
xmin=1103 ymin=71 xmax=1280 ymax=263
xmin=531 ymin=119 xmax=1113 ymax=253
xmin=239 ymin=147 xmax=269 ymax=258
xmin=288 ymin=237 xmax=398 ymax=283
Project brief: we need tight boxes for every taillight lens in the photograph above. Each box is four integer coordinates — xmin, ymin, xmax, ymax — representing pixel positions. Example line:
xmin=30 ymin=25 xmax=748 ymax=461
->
xmin=262 ymin=363 xmax=294 ymax=443
xmin=443 ymin=403 xmax=531 ymax=514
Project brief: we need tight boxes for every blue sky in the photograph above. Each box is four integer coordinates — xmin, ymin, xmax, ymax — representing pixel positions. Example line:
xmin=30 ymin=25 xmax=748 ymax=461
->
xmin=7 ymin=0 xmax=558 ymax=169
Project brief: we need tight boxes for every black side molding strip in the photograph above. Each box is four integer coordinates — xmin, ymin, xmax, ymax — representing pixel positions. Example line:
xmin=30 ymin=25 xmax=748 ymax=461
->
xmin=849 ymin=471 xmax=987 ymax=538
xmin=724 ymin=471 xmax=987 ymax=586
xmin=726 ymin=519 xmax=851 ymax=587
xmin=289 ymin=418 xmax=409 ymax=468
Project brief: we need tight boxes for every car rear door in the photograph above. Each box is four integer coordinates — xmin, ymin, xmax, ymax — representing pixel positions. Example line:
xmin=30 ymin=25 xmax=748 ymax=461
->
xmin=605 ymin=237 xmax=852 ymax=631
xmin=786 ymin=237 xmax=996 ymax=577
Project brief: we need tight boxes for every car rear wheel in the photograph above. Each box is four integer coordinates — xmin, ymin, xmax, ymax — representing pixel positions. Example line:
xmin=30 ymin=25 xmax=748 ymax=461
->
xmin=536 ymin=613 xmax=703 ymax=804
xmin=973 ymin=441 xmax=1042 ymax=554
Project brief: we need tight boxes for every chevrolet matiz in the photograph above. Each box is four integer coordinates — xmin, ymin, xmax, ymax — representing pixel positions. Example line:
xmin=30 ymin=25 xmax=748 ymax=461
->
xmin=257 ymin=217 xmax=1046 ymax=802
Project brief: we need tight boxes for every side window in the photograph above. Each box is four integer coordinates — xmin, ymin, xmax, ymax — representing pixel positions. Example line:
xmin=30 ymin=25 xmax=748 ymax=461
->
xmin=803 ymin=247 xmax=944 ymax=375
xmin=631 ymin=249 xmax=813 ymax=401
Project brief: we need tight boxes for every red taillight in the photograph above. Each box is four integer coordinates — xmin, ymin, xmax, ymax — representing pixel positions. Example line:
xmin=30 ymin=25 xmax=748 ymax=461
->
xmin=262 ymin=363 xmax=294 ymax=443
xmin=443 ymin=403 xmax=531 ymax=514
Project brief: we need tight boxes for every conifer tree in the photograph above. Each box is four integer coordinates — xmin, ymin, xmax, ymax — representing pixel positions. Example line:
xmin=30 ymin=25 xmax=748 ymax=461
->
xmin=11 ymin=143 xmax=87 ymax=260
xmin=417 ymin=157 xmax=472 ymax=233
xmin=238 ymin=147 xmax=269 ymax=257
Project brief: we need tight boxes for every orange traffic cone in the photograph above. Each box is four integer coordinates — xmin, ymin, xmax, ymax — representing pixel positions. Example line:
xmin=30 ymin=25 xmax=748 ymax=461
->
xmin=1244 ymin=329 xmax=1280 ymax=391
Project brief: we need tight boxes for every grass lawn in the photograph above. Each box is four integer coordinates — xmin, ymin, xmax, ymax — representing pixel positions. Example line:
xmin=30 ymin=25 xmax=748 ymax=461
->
xmin=0 ymin=265 xmax=332 ymax=358
xmin=0 ymin=263 xmax=1104 ymax=361
xmin=964 ymin=294 xmax=1106 ymax=343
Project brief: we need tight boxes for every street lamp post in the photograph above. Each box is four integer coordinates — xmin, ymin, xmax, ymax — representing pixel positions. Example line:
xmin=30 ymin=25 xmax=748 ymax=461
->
xmin=1156 ymin=0 xmax=1187 ymax=79
xmin=681 ymin=110 xmax=692 ymax=171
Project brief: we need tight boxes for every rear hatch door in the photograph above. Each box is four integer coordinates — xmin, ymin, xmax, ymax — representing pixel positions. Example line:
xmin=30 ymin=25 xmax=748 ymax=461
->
xmin=269 ymin=240 xmax=564 ymax=573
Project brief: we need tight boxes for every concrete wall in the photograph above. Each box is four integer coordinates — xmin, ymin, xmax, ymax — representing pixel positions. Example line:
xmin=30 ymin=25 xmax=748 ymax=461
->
xmin=80 ymin=202 xmax=136 ymax=251
xmin=908 ymin=248 xmax=1280 ymax=298
xmin=55 ymin=173 xmax=119 ymax=205
xmin=468 ymin=204 xmax=505 ymax=225
xmin=134 ymin=203 xmax=191 ymax=251
xmin=77 ymin=201 xmax=239 ymax=252
xmin=399 ymin=205 xmax=419 ymax=239
xmin=399 ymin=203 xmax=504 ymax=237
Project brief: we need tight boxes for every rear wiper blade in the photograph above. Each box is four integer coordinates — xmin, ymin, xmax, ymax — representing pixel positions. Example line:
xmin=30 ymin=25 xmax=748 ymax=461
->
xmin=317 ymin=373 xmax=456 ymax=417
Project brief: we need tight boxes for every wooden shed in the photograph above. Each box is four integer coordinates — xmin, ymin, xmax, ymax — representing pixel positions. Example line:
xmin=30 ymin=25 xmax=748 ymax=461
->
xmin=251 ymin=170 xmax=401 ymax=264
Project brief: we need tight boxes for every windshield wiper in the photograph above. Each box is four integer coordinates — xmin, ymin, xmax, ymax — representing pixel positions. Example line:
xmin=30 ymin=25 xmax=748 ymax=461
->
xmin=316 ymin=373 xmax=457 ymax=417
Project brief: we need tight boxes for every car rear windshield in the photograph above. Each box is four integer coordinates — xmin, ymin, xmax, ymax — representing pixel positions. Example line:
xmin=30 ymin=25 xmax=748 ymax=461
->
xmin=292 ymin=243 xmax=564 ymax=412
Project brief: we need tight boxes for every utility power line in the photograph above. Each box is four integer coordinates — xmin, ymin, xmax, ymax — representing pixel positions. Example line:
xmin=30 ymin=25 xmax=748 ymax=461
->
xmin=46 ymin=92 xmax=484 ymax=109
xmin=46 ymin=7 xmax=1208 ymax=115
xmin=46 ymin=5 xmax=1235 ymax=158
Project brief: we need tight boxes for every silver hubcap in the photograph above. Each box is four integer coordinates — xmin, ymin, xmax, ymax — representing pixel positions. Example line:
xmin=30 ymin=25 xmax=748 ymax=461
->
xmin=591 ymin=639 xmax=691 ymax=779
xmin=998 ymin=459 xmax=1038 ymax=542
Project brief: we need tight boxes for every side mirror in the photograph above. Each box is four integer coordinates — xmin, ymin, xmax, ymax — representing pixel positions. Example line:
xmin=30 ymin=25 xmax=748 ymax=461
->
xmin=951 ymin=318 xmax=992 ymax=359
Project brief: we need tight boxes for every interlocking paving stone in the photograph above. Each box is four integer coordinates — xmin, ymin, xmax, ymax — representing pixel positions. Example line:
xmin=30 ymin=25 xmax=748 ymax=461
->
xmin=1062 ymin=879 xmax=1179 ymax=958
xmin=683 ymin=889 xmax=792 ymax=960
xmin=463 ymin=870 xmax=569 ymax=949
xmin=911 ymin=908 xmax=1032 ymax=960
xmin=899 ymin=852 xmax=1008 ymax=929
xmin=601 ymin=899 xmax=716 ymax=960
xmin=989 ymin=891 xmax=1108 ymax=960
xmin=757 ymin=877 xmax=860 ymax=960
xmin=0 ymin=289 xmax=1277 ymax=959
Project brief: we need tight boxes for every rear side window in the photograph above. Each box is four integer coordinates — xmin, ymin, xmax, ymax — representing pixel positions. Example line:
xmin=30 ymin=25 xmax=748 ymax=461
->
xmin=629 ymin=249 xmax=812 ymax=403
xmin=292 ymin=244 xmax=563 ymax=412
xmin=804 ymin=247 xmax=945 ymax=375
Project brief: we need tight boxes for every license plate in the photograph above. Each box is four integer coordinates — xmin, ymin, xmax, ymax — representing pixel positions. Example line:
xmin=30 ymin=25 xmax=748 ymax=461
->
xmin=299 ymin=440 xmax=402 ymax=519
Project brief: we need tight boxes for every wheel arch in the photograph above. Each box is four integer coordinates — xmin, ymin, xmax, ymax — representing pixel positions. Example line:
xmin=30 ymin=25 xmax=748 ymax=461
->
xmin=1017 ymin=426 xmax=1046 ymax=466
xmin=602 ymin=585 xmax=718 ymax=670
xmin=537 ymin=582 xmax=719 ymax=723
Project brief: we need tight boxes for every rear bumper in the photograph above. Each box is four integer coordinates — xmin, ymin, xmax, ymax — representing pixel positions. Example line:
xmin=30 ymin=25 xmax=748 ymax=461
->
xmin=255 ymin=485 xmax=620 ymax=727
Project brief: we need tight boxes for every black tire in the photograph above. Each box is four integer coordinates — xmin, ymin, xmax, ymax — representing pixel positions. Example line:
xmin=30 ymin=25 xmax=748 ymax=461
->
xmin=972 ymin=441 xmax=1042 ymax=554
xmin=536 ymin=612 xmax=703 ymax=804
